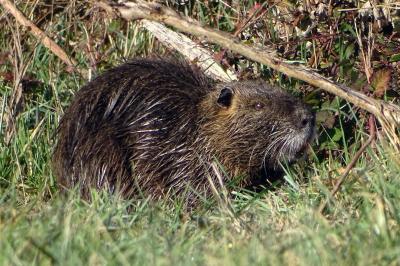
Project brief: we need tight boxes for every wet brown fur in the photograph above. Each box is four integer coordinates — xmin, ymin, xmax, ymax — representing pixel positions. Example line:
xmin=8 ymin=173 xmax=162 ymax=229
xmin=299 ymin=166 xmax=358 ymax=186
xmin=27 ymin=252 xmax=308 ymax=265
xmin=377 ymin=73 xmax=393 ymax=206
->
xmin=53 ymin=58 xmax=315 ymax=204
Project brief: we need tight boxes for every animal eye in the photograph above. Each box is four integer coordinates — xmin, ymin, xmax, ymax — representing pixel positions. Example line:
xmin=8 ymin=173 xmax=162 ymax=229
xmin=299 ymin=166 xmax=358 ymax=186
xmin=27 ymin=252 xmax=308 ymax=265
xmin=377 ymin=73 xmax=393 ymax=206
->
xmin=254 ymin=102 xmax=264 ymax=110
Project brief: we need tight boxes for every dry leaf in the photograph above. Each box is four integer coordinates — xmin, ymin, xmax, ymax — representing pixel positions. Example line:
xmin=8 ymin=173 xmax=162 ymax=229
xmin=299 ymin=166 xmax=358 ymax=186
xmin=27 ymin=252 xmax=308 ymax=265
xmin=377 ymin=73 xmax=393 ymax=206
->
xmin=372 ymin=68 xmax=392 ymax=98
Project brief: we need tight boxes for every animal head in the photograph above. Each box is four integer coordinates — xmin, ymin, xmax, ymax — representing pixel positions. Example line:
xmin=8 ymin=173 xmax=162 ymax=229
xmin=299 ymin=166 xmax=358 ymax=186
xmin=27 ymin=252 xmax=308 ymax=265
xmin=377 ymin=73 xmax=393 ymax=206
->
xmin=200 ymin=80 xmax=315 ymax=174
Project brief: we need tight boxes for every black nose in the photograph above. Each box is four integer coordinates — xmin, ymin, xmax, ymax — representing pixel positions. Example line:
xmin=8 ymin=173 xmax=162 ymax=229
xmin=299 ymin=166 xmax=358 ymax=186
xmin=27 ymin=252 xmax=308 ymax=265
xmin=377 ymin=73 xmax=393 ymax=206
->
xmin=297 ymin=111 xmax=315 ymax=129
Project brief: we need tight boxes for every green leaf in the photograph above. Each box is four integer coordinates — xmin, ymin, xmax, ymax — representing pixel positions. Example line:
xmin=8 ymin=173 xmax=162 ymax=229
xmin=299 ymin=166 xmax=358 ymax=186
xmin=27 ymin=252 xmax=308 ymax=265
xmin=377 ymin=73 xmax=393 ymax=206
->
xmin=344 ymin=43 xmax=355 ymax=60
xmin=332 ymin=127 xmax=344 ymax=142
xmin=389 ymin=54 xmax=400 ymax=62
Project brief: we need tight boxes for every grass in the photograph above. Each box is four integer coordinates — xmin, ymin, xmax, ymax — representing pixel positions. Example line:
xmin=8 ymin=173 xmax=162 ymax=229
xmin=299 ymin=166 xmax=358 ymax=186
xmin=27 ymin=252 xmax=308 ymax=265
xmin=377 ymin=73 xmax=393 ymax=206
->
xmin=1 ymin=143 xmax=400 ymax=265
xmin=1 ymin=1 xmax=400 ymax=265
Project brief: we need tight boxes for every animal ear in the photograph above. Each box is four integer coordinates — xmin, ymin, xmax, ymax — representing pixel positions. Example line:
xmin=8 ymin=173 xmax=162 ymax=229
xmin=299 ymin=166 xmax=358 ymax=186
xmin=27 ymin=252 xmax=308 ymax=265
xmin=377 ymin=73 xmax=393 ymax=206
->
xmin=217 ymin=87 xmax=234 ymax=108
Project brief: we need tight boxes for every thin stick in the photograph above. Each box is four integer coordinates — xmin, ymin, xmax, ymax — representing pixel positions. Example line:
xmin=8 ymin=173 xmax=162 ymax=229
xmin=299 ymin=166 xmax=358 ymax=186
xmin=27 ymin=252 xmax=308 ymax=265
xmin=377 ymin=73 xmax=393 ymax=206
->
xmin=0 ymin=0 xmax=86 ymax=77
xmin=318 ymin=115 xmax=376 ymax=214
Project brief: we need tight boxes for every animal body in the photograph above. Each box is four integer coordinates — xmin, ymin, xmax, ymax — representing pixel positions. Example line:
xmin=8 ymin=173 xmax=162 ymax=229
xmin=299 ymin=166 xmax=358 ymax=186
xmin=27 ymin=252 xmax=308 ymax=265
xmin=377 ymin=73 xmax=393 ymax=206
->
xmin=53 ymin=58 xmax=315 ymax=204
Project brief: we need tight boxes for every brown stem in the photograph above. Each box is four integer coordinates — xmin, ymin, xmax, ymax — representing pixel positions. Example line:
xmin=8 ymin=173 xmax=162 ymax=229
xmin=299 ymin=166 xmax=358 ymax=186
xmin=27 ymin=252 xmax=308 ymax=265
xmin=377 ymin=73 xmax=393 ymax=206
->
xmin=318 ymin=115 xmax=376 ymax=214
xmin=233 ymin=2 xmax=268 ymax=37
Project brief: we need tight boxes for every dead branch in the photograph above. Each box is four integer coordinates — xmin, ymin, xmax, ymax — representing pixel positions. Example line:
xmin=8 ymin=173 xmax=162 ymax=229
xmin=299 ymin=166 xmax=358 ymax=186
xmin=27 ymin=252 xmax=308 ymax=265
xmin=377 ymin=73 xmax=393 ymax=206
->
xmin=101 ymin=0 xmax=400 ymax=141
xmin=141 ymin=20 xmax=237 ymax=82
xmin=0 ymin=0 xmax=86 ymax=77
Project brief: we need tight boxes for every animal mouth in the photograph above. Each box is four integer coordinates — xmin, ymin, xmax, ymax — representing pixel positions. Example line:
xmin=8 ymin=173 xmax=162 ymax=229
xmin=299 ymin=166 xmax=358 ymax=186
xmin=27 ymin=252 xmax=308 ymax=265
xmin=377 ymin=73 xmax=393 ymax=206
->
xmin=262 ymin=125 xmax=316 ymax=168
xmin=293 ymin=141 xmax=310 ymax=159
xmin=283 ymin=128 xmax=315 ymax=163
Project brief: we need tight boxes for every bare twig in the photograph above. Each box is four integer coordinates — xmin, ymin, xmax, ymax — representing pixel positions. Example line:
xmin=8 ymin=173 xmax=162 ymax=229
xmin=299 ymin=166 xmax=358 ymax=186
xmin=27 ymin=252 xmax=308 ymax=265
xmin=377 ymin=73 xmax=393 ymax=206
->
xmin=318 ymin=115 xmax=377 ymax=214
xmin=99 ymin=0 xmax=400 ymax=147
xmin=233 ymin=2 xmax=268 ymax=37
xmin=0 ymin=0 xmax=86 ymax=77
xmin=337 ymin=4 xmax=400 ymax=12
xmin=355 ymin=21 xmax=374 ymax=83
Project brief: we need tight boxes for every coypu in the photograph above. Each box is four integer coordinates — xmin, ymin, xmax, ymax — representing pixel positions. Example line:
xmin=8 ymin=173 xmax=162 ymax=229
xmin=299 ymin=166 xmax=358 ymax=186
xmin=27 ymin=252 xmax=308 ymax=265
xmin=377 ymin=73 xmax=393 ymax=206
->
xmin=53 ymin=58 xmax=315 ymax=204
